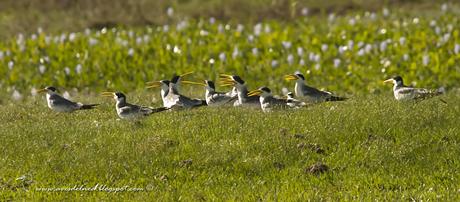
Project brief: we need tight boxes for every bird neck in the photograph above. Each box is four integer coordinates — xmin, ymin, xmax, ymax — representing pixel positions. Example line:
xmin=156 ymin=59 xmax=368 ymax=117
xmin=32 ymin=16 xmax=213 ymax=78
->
xmin=294 ymin=82 xmax=304 ymax=96
xmin=116 ymin=99 xmax=127 ymax=108
xmin=236 ymin=85 xmax=249 ymax=102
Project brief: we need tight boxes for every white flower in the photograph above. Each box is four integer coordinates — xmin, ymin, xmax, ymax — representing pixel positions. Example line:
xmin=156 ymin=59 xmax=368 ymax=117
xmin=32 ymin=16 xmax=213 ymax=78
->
xmin=218 ymin=24 xmax=224 ymax=33
xmin=12 ymin=90 xmax=22 ymax=101
xmin=69 ymin=33 xmax=76 ymax=41
xmin=333 ymin=58 xmax=341 ymax=68
xmin=167 ymin=7 xmax=174 ymax=17
xmin=422 ymin=55 xmax=430 ymax=66
xmin=282 ymin=41 xmax=292 ymax=49
xmin=136 ymin=37 xmax=143 ymax=45
xmin=403 ymin=54 xmax=410 ymax=61
xmin=84 ymin=28 xmax=91 ymax=35
xmin=0 ymin=51 xmax=3 ymax=60
xmin=31 ymin=34 xmax=37 ymax=40
xmin=8 ymin=61 xmax=14 ymax=70
xmin=441 ymin=3 xmax=448 ymax=11
xmin=301 ymin=7 xmax=309 ymax=16
xmin=299 ymin=59 xmax=305 ymax=66
xmin=163 ymin=25 xmax=169 ymax=33
xmin=321 ymin=44 xmax=328 ymax=52
xmin=297 ymin=47 xmax=304 ymax=56
xmin=348 ymin=18 xmax=356 ymax=26
xmin=177 ymin=20 xmax=188 ymax=31
xmin=209 ymin=17 xmax=216 ymax=24
xmin=219 ymin=52 xmax=226 ymax=62
xmin=348 ymin=40 xmax=354 ymax=50
xmin=39 ymin=65 xmax=46 ymax=74
xmin=236 ymin=24 xmax=244 ymax=33
xmin=357 ymin=49 xmax=365 ymax=56
xmin=128 ymin=31 xmax=134 ymax=38
xmin=75 ymin=64 xmax=82 ymax=74
xmin=88 ymin=38 xmax=98 ymax=46
xmin=248 ymin=35 xmax=254 ymax=42
xmin=338 ymin=46 xmax=348 ymax=54
xmin=31 ymin=87 xmax=37 ymax=96
xmin=365 ymin=44 xmax=372 ymax=53
xmin=399 ymin=37 xmax=406 ymax=45
xmin=232 ymin=47 xmax=240 ymax=59
xmin=64 ymin=67 xmax=71 ymax=75
xmin=328 ymin=14 xmax=335 ymax=22
xmin=173 ymin=46 xmax=181 ymax=54
xmin=209 ymin=58 xmax=215 ymax=64
xmin=430 ymin=20 xmax=437 ymax=27
xmin=287 ymin=54 xmax=294 ymax=65
xmin=454 ymin=44 xmax=460 ymax=54
xmin=370 ymin=13 xmax=377 ymax=20
xmin=380 ymin=41 xmax=387 ymax=52
xmin=264 ymin=25 xmax=271 ymax=33
xmin=271 ymin=60 xmax=279 ymax=68
xmin=383 ymin=8 xmax=389 ymax=17
xmin=253 ymin=23 xmax=262 ymax=36
xmin=252 ymin=48 xmax=258 ymax=56
xmin=435 ymin=27 xmax=441 ymax=35
xmin=314 ymin=63 xmax=320 ymax=70
xmin=128 ymin=48 xmax=135 ymax=56
xmin=199 ymin=30 xmax=209 ymax=36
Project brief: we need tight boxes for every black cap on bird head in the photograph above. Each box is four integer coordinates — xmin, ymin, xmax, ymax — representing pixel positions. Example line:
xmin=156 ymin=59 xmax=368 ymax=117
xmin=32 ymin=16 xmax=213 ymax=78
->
xmin=295 ymin=73 xmax=305 ymax=80
xmin=170 ymin=75 xmax=181 ymax=84
xmin=45 ymin=86 xmax=57 ymax=92
xmin=259 ymin=86 xmax=271 ymax=93
xmin=232 ymin=75 xmax=245 ymax=85
xmin=114 ymin=92 xmax=126 ymax=99
xmin=205 ymin=80 xmax=215 ymax=89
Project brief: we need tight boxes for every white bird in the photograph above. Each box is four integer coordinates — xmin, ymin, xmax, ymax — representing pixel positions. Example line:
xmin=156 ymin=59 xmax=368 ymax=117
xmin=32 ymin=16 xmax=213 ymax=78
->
xmin=101 ymin=92 xmax=167 ymax=119
xmin=38 ymin=86 xmax=98 ymax=112
xmin=284 ymin=72 xmax=347 ymax=103
xmin=247 ymin=87 xmax=290 ymax=112
xmin=384 ymin=76 xmax=443 ymax=101
xmin=219 ymin=74 xmax=260 ymax=107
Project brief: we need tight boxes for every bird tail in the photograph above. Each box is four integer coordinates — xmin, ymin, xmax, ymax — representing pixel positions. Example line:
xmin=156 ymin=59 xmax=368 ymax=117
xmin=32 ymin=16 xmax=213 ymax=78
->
xmin=326 ymin=96 xmax=348 ymax=102
xmin=79 ymin=104 xmax=99 ymax=110
xmin=149 ymin=107 xmax=170 ymax=114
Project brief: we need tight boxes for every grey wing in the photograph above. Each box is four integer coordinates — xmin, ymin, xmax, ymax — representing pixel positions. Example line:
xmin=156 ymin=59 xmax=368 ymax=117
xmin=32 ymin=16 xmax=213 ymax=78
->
xmin=302 ymin=85 xmax=330 ymax=97
xmin=49 ymin=94 xmax=80 ymax=108
xmin=211 ymin=93 xmax=236 ymax=104
xmin=119 ymin=104 xmax=141 ymax=115
xmin=178 ymin=95 xmax=204 ymax=107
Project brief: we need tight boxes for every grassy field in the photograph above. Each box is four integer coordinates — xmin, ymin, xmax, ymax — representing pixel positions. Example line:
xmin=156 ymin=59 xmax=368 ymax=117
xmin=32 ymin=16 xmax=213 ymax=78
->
xmin=1 ymin=92 xmax=459 ymax=200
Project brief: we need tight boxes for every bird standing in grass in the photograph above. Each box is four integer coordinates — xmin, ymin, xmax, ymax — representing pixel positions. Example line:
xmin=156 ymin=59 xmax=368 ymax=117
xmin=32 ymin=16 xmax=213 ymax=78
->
xmin=219 ymin=74 xmax=260 ymax=107
xmin=101 ymin=92 xmax=168 ymax=119
xmin=38 ymin=86 xmax=98 ymax=112
xmin=383 ymin=76 xmax=444 ymax=101
xmin=284 ymin=72 xmax=347 ymax=103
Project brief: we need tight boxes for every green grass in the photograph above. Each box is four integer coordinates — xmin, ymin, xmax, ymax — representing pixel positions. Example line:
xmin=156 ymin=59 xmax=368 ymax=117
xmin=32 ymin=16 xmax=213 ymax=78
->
xmin=1 ymin=93 xmax=459 ymax=200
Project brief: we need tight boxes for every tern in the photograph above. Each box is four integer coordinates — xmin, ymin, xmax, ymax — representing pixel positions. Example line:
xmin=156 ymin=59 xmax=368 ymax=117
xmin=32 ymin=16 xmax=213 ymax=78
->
xmin=383 ymin=76 xmax=444 ymax=101
xmin=284 ymin=72 xmax=347 ymax=103
xmin=38 ymin=86 xmax=98 ymax=112
xmin=219 ymin=74 xmax=260 ymax=107
xmin=247 ymin=87 xmax=289 ymax=112
xmin=180 ymin=80 xmax=237 ymax=106
xmin=101 ymin=92 xmax=168 ymax=119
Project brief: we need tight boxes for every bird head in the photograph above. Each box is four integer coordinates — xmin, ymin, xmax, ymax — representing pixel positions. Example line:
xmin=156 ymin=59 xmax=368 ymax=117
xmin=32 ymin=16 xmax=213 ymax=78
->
xmin=247 ymin=86 xmax=272 ymax=98
xmin=101 ymin=91 xmax=126 ymax=102
xmin=384 ymin=75 xmax=404 ymax=86
xmin=37 ymin=86 xmax=57 ymax=94
xmin=146 ymin=80 xmax=171 ymax=92
xmin=219 ymin=74 xmax=245 ymax=88
xmin=284 ymin=72 xmax=305 ymax=82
